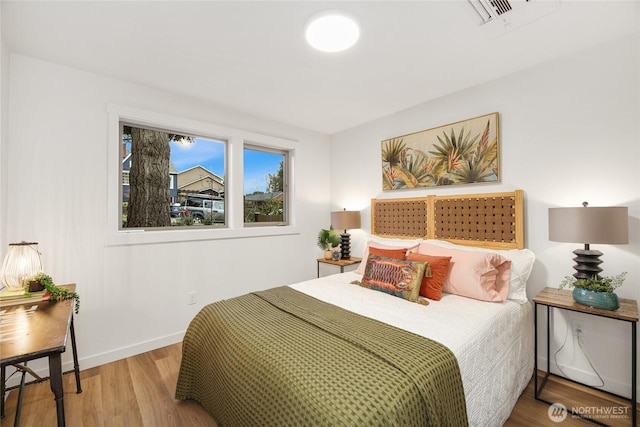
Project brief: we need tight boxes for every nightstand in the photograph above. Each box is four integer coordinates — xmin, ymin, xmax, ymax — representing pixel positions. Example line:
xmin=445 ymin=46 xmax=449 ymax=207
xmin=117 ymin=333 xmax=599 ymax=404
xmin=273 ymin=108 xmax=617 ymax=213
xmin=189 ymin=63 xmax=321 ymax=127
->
xmin=533 ymin=287 xmax=638 ymax=426
xmin=317 ymin=257 xmax=362 ymax=278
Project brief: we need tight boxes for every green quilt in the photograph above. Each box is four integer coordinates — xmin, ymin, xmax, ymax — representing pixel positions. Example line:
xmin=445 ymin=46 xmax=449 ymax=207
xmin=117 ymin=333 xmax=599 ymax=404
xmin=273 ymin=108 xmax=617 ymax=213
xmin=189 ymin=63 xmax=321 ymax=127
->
xmin=175 ymin=286 xmax=468 ymax=426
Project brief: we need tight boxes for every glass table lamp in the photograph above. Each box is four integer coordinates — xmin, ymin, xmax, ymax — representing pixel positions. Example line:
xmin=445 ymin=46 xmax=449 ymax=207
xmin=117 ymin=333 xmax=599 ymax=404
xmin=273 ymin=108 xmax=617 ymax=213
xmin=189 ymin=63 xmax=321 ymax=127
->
xmin=0 ymin=242 xmax=43 ymax=291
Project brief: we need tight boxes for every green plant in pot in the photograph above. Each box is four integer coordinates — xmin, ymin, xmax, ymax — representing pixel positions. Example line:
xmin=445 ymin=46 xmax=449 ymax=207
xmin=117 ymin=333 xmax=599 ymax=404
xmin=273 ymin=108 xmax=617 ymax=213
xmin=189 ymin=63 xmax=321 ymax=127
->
xmin=559 ymin=272 xmax=627 ymax=311
xmin=317 ymin=226 xmax=341 ymax=260
xmin=26 ymin=272 xmax=80 ymax=314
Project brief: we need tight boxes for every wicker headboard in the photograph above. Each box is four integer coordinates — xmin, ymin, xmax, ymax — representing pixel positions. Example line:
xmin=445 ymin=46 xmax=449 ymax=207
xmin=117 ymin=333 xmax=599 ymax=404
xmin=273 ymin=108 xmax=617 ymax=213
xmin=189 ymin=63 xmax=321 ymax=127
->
xmin=371 ymin=190 xmax=524 ymax=250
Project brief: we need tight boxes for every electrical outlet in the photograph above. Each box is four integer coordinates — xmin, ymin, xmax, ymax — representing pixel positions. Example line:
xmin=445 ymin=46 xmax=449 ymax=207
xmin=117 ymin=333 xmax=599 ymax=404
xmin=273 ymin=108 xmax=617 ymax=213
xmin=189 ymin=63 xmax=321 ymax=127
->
xmin=188 ymin=291 xmax=197 ymax=305
xmin=573 ymin=320 xmax=584 ymax=335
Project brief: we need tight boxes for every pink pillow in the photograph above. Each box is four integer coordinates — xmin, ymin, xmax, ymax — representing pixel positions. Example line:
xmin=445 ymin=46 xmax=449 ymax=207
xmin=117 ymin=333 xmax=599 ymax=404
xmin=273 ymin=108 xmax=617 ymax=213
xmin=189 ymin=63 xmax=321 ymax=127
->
xmin=413 ymin=243 xmax=511 ymax=302
xmin=354 ymin=241 xmax=419 ymax=275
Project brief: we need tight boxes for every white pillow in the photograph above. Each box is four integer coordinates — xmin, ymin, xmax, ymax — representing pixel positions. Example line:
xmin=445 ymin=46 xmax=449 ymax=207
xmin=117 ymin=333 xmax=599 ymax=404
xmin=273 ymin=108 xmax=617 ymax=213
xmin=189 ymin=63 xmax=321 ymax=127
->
xmin=423 ymin=239 xmax=535 ymax=304
xmin=369 ymin=235 xmax=423 ymax=248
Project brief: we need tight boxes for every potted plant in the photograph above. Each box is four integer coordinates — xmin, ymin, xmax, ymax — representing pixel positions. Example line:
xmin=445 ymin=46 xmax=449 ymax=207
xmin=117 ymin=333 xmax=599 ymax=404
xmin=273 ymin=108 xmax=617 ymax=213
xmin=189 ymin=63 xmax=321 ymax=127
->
xmin=559 ymin=272 xmax=627 ymax=311
xmin=317 ymin=226 xmax=341 ymax=260
xmin=27 ymin=272 xmax=80 ymax=314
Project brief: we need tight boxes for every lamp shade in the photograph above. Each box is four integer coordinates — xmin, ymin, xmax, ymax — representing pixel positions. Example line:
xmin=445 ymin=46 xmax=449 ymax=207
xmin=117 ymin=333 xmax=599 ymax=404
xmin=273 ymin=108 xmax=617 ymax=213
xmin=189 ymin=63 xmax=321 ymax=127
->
xmin=331 ymin=210 xmax=361 ymax=231
xmin=0 ymin=242 xmax=43 ymax=291
xmin=548 ymin=206 xmax=628 ymax=244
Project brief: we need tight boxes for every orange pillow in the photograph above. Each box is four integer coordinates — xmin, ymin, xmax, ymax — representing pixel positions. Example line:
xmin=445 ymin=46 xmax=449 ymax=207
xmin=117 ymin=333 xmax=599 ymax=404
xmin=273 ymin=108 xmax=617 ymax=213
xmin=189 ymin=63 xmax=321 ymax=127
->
xmin=354 ymin=241 xmax=419 ymax=274
xmin=406 ymin=252 xmax=452 ymax=301
xmin=369 ymin=246 xmax=408 ymax=260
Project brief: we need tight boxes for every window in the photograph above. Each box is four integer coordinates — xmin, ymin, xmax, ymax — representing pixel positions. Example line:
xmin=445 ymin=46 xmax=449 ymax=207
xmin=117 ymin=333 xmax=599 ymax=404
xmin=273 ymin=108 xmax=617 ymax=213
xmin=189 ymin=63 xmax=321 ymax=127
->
xmin=243 ymin=146 xmax=288 ymax=225
xmin=107 ymin=104 xmax=298 ymax=245
xmin=121 ymin=123 xmax=226 ymax=229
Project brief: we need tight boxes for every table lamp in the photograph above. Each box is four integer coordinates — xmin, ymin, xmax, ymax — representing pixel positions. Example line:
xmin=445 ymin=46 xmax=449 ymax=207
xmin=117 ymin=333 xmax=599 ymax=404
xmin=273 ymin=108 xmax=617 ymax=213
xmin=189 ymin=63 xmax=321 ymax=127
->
xmin=331 ymin=209 xmax=361 ymax=259
xmin=0 ymin=241 xmax=43 ymax=291
xmin=548 ymin=202 xmax=628 ymax=279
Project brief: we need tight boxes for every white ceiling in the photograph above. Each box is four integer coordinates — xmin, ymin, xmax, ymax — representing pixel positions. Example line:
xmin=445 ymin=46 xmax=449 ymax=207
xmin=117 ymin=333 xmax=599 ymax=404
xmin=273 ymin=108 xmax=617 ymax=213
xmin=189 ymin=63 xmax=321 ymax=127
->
xmin=2 ymin=1 xmax=638 ymax=134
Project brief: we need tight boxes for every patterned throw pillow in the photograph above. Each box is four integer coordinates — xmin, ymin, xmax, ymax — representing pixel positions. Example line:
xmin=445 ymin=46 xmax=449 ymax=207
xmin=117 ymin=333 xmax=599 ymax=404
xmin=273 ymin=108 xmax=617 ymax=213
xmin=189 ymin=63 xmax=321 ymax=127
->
xmin=358 ymin=255 xmax=429 ymax=303
xmin=354 ymin=241 xmax=420 ymax=275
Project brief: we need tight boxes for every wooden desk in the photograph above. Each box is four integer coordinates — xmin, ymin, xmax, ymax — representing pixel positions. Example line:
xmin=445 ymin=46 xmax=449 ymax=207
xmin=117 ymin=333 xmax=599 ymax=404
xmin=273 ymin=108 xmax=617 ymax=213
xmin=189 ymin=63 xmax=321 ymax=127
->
xmin=0 ymin=284 xmax=81 ymax=427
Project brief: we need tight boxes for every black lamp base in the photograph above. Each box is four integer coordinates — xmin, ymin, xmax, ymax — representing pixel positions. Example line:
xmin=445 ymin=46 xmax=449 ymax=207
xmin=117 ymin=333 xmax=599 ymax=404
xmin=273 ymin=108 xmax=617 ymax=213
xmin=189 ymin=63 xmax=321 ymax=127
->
xmin=572 ymin=247 xmax=603 ymax=280
xmin=340 ymin=232 xmax=351 ymax=259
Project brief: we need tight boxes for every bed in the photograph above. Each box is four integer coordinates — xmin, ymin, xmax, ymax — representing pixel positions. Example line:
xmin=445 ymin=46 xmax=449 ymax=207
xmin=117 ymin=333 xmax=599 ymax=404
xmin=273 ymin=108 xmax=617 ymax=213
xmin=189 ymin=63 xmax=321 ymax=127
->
xmin=176 ymin=190 xmax=535 ymax=426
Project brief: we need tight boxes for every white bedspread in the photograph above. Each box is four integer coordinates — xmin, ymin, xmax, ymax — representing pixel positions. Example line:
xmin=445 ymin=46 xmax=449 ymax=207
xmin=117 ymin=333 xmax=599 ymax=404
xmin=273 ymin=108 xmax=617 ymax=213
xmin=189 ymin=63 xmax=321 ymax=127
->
xmin=290 ymin=272 xmax=534 ymax=427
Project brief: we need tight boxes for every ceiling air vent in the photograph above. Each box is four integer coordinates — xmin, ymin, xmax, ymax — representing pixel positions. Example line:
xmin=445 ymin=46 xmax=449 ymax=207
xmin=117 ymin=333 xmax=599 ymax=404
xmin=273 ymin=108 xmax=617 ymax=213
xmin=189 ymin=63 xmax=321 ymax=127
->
xmin=468 ymin=0 xmax=560 ymax=37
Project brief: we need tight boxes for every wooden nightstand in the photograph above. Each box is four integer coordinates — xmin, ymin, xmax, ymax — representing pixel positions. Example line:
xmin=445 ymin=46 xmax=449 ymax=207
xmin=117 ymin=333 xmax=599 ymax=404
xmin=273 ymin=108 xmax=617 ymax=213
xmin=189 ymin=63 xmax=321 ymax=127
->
xmin=317 ymin=257 xmax=362 ymax=278
xmin=533 ymin=287 xmax=638 ymax=426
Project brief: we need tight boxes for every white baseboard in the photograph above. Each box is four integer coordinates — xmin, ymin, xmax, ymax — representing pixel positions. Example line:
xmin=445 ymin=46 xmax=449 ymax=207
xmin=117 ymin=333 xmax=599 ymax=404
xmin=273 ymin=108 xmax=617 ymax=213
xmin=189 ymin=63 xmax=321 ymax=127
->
xmin=79 ymin=331 xmax=185 ymax=371
xmin=3 ymin=331 xmax=185 ymax=390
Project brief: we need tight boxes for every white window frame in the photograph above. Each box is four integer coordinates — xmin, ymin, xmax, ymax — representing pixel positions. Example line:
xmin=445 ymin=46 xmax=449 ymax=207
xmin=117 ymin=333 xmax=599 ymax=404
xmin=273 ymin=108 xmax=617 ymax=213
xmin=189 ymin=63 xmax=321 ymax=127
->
xmin=107 ymin=104 xmax=298 ymax=246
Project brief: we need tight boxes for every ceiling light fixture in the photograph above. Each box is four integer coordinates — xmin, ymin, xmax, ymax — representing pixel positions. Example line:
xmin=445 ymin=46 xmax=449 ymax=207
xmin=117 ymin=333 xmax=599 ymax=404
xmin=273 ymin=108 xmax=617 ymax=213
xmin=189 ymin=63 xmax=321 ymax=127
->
xmin=305 ymin=10 xmax=360 ymax=53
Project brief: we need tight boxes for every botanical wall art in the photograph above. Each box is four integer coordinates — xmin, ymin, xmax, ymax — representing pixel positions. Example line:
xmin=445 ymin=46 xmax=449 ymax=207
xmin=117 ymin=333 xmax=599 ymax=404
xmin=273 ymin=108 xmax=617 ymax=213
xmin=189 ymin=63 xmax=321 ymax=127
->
xmin=381 ymin=112 xmax=500 ymax=191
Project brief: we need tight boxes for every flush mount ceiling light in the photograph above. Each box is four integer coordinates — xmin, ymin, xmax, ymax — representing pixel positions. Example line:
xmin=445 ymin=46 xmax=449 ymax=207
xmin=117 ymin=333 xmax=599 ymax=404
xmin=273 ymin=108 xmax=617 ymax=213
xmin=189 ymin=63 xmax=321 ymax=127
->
xmin=305 ymin=10 xmax=360 ymax=53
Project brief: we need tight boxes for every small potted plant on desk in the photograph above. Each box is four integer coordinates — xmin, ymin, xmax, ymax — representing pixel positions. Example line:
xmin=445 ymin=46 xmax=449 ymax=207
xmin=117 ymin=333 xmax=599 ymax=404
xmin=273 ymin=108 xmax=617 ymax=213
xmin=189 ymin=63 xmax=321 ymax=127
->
xmin=317 ymin=226 xmax=341 ymax=260
xmin=559 ymin=272 xmax=627 ymax=311
xmin=27 ymin=272 xmax=80 ymax=314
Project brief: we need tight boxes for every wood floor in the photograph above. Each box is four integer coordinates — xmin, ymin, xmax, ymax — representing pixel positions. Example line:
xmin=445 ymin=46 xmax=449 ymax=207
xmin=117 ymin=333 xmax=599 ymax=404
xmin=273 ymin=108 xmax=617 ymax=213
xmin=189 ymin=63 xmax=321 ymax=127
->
xmin=505 ymin=371 xmax=637 ymax=427
xmin=2 ymin=343 xmax=637 ymax=426
xmin=2 ymin=343 xmax=215 ymax=427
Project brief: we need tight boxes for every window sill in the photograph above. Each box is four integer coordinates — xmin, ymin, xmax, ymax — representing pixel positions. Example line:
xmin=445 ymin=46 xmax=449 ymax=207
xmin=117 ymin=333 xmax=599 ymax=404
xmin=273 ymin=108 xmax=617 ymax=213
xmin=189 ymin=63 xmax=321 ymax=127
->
xmin=105 ymin=225 xmax=300 ymax=246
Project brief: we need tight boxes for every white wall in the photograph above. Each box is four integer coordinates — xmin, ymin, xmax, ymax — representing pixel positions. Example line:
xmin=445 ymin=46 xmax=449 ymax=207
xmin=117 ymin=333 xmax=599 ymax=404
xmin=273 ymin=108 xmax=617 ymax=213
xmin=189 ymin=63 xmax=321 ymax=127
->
xmin=0 ymin=5 xmax=8 ymax=255
xmin=330 ymin=34 xmax=640 ymax=397
xmin=6 ymin=54 xmax=331 ymax=372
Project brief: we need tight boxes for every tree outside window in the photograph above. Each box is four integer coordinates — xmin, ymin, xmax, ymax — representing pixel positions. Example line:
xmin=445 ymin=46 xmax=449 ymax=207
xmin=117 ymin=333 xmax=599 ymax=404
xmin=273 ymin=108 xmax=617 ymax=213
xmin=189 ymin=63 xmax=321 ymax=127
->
xmin=121 ymin=124 xmax=225 ymax=229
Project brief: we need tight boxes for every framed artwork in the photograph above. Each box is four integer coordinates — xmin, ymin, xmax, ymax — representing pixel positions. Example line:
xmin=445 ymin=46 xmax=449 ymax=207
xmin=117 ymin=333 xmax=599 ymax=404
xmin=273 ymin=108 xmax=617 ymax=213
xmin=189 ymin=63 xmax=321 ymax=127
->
xmin=381 ymin=112 xmax=500 ymax=191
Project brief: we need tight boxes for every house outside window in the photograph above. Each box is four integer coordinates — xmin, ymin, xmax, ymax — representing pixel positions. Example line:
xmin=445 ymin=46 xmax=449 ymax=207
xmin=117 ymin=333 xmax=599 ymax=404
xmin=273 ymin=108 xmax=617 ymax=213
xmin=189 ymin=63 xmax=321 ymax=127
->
xmin=121 ymin=123 xmax=226 ymax=228
xmin=243 ymin=146 xmax=288 ymax=225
